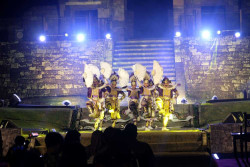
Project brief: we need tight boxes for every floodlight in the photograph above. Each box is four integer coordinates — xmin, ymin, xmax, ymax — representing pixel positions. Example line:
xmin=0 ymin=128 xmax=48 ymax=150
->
xmin=105 ymin=33 xmax=111 ymax=39
xmin=175 ymin=32 xmax=181 ymax=37
xmin=39 ymin=35 xmax=46 ymax=42
xmin=235 ymin=32 xmax=240 ymax=38
xmin=77 ymin=34 xmax=85 ymax=42
xmin=201 ymin=30 xmax=211 ymax=39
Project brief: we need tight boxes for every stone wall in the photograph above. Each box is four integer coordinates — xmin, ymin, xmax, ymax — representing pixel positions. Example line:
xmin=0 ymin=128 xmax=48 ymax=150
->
xmin=175 ymin=36 xmax=250 ymax=101
xmin=0 ymin=39 xmax=112 ymax=99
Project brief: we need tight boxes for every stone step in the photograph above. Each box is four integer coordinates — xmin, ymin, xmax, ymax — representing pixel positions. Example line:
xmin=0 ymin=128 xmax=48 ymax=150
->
xmin=113 ymin=60 xmax=175 ymax=66
xmin=114 ymin=52 xmax=174 ymax=56
xmin=150 ymin=142 xmax=203 ymax=152
xmin=137 ymin=132 xmax=203 ymax=143
xmin=113 ymin=68 xmax=176 ymax=75
xmin=112 ymin=64 xmax=175 ymax=69
xmin=114 ymin=48 xmax=174 ymax=52
xmin=115 ymin=44 xmax=173 ymax=48
xmin=116 ymin=40 xmax=173 ymax=44
xmin=113 ymin=56 xmax=175 ymax=61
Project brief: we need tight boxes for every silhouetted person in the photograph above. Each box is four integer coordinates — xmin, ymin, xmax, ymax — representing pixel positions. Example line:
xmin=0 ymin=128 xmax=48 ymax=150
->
xmin=44 ymin=132 xmax=64 ymax=167
xmin=6 ymin=136 xmax=26 ymax=167
xmin=6 ymin=135 xmax=43 ymax=167
xmin=94 ymin=127 xmax=137 ymax=167
xmin=123 ymin=123 xmax=155 ymax=167
xmin=59 ymin=130 xmax=87 ymax=167
xmin=85 ymin=130 xmax=104 ymax=165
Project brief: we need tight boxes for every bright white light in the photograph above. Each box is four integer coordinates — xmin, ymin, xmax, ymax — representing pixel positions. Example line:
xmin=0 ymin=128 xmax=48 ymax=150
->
xmin=39 ymin=35 xmax=46 ymax=42
xmin=106 ymin=33 xmax=111 ymax=39
xmin=217 ymin=30 xmax=221 ymax=35
xmin=175 ymin=32 xmax=181 ymax=37
xmin=235 ymin=32 xmax=241 ymax=38
xmin=202 ymin=30 xmax=211 ymax=39
xmin=212 ymin=154 xmax=219 ymax=160
xmin=77 ymin=34 xmax=85 ymax=42
xmin=65 ymin=33 xmax=69 ymax=37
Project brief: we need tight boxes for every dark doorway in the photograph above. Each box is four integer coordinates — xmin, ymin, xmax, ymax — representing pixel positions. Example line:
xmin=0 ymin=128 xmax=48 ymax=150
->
xmin=127 ymin=0 xmax=173 ymax=39
xmin=74 ymin=10 xmax=98 ymax=39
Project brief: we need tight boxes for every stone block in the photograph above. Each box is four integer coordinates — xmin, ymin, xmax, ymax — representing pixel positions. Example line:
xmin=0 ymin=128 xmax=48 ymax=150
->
xmin=65 ymin=84 xmax=73 ymax=89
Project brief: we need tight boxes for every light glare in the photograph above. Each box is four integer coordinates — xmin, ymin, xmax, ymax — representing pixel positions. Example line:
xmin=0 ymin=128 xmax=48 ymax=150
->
xmin=106 ymin=33 xmax=111 ymax=39
xmin=202 ymin=30 xmax=211 ymax=39
xmin=212 ymin=154 xmax=219 ymax=160
xmin=175 ymin=32 xmax=181 ymax=37
xmin=217 ymin=30 xmax=221 ymax=35
xmin=235 ymin=32 xmax=240 ymax=38
xmin=77 ymin=34 xmax=85 ymax=42
xmin=65 ymin=33 xmax=69 ymax=37
xmin=39 ymin=35 xmax=46 ymax=42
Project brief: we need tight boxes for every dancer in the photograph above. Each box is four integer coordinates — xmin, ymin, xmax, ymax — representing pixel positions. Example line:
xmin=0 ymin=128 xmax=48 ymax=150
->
xmin=156 ymin=77 xmax=179 ymax=130
xmin=105 ymin=72 xmax=126 ymax=127
xmin=127 ymin=74 xmax=141 ymax=125
xmin=138 ymin=72 xmax=156 ymax=130
xmin=83 ymin=64 xmax=107 ymax=130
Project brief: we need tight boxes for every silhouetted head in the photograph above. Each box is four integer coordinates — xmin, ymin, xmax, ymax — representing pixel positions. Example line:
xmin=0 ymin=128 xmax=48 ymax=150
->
xmin=14 ymin=136 xmax=25 ymax=146
xmin=123 ymin=123 xmax=138 ymax=140
xmin=65 ymin=130 xmax=81 ymax=144
xmin=45 ymin=132 xmax=64 ymax=148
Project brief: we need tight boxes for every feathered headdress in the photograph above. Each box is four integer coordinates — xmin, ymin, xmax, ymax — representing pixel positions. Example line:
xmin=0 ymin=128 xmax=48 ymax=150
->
xmin=109 ymin=72 xmax=119 ymax=82
xmin=162 ymin=77 xmax=171 ymax=84
xmin=143 ymin=71 xmax=151 ymax=81
xmin=129 ymin=73 xmax=137 ymax=82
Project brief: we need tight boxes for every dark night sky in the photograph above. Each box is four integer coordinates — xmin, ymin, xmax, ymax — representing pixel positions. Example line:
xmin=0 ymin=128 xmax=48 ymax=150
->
xmin=0 ymin=0 xmax=58 ymax=18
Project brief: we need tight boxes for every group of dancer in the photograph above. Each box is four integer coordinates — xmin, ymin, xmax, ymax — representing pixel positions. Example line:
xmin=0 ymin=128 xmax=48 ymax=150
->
xmin=82 ymin=61 xmax=179 ymax=131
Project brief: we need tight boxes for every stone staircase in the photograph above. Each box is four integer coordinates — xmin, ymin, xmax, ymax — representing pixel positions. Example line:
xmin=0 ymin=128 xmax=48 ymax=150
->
xmin=113 ymin=40 xmax=176 ymax=82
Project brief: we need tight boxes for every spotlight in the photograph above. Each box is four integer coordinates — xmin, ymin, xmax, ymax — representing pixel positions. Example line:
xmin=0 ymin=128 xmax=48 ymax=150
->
xmin=65 ymin=33 xmax=69 ymax=37
xmin=9 ymin=94 xmax=21 ymax=107
xmin=217 ymin=30 xmax=221 ymax=35
xmin=201 ymin=30 xmax=211 ymax=39
xmin=235 ymin=32 xmax=240 ymax=38
xmin=212 ymin=154 xmax=219 ymax=160
xmin=105 ymin=33 xmax=111 ymax=39
xmin=62 ymin=100 xmax=71 ymax=106
xmin=175 ymin=32 xmax=181 ymax=37
xmin=39 ymin=35 xmax=46 ymax=42
xmin=211 ymin=95 xmax=218 ymax=100
xmin=76 ymin=34 xmax=85 ymax=42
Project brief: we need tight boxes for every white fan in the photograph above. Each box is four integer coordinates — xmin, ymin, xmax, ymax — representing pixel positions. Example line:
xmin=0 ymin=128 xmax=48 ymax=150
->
xmin=132 ymin=63 xmax=146 ymax=81
xmin=152 ymin=60 xmax=163 ymax=85
xmin=100 ymin=62 xmax=112 ymax=79
xmin=83 ymin=64 xmax=94 ymax=87
xmin=118 ymin=68 xmax=129 ymax=87
xmin=87 ymin=64 xmax=100 ymax=79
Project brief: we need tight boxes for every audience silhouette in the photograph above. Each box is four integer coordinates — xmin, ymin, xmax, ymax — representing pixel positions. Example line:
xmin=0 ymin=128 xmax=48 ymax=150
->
xmin=3 ymin=125 xmax=155 ymax=167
